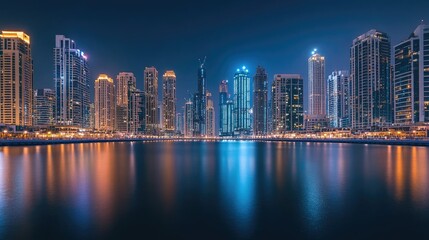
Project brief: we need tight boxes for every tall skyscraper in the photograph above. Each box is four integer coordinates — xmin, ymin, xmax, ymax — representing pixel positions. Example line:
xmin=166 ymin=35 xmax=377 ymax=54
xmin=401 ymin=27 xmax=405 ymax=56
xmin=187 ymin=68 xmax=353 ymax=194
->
xmin=219 ymin=80 xmax=234 ymax=136
xmin=184 ymin=99 xmax=193 ymax=137
xmin=350 ymin=29 xmax=392 ymax=129
xmin=327 ymin=71 xmax=350 ymax=128
xmin=193 ymin=58 xmax=207 ymax=136
xmin=308 ymin=50 xmax=326 ymax=116
xmin=94 ymin=74 xmax=116 ymax=131
xmin=0 ymin=31 xmax=33 ymax=126
xmin=144 ymin=66 xmax=158 ymax=134
xmin=272 ymin=74 xmax=304 ymax=133
xmin=206 ymin=91 xmax=215 ymax=137
xmin=54 ymin=35 xmax=90 ymax=128
xmin=233 ymin=66 xmax=252 ymax=135
xmin=116 ymin=72 xmax=136 ymax=132
xmin=128 ymin=86 xmax=145 ymax=134
xmin=162 ymin=70 xmax=176 ymax=133
xmin=253 ymin=66 xmax=268 ymax=136
xmin=394 ymin=23 xmax=429 ymax=124
xmin=33 ymin=89 xmax=55 ymax=127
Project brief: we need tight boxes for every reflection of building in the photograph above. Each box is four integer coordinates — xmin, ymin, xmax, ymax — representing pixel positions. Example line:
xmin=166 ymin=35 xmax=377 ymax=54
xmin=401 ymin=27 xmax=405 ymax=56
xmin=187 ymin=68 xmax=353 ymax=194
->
xmin=351 ymin=29 xmax=392 ymax=129
xmin=253 ymin=66 xmax=268 ymax=136
xmin=184 ymin=100 xmax=193 ymax=137
xmin=0 ymin=31 xmax=33 ymax=126
xmin=206 ymin=91 xmax=215 ymax=137
xmin=34 ymin=89 xmax=55 ymax=127
xmin=95 ymin=74 xmax=116 ymax=131
xmin=272 ymin=74 xmax=304 ymax=133
xmin=162 ymin=70 xmax=176 ymax=132
xmin=116 ymin=72 xmax=136 ymax=132
xmin=327 ymin=70 xmax=350 ymax=128
xmin=144 ymin=67 xmax=158 ymax=134
xmin=54 ymin=35 xmax=89 ymax=128
xmin=233 ymin=66 xmax=252 ymax=135
xmin=193 ymin=59 xmax=207 ymax=136
xmin=394 ymin=23 xmax=429 ymax=124
xmin=219 ymin=80 xmax=234 ymax=136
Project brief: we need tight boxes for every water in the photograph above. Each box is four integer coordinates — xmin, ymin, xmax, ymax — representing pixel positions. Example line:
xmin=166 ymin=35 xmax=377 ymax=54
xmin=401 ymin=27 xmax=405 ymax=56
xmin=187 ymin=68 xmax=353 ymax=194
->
xmin=0 ymin=141 xmax=429 ymax=239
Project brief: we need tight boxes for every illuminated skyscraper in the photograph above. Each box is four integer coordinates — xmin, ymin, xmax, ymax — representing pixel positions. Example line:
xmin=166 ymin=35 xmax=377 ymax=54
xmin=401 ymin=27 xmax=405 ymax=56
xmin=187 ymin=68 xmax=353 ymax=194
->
xmin=193 ymin=59 xmax=207 ymax=136
xmin=327 ymin=70 xmax=350 ymax=128
xmin=253 ymin=66 xmax=268 ymax=136
xmin=0 ymin=31 xmax=33 ymax=126
xmin=128 ymin=86 xmax=145 ymax=134
xmin=233 ymin=66 xmax=252 ymax=135
xmin=95 ymin=74 xmax=116 ymax=131
xmin=162 ymin=70 xmax=176 ymax=132
xmin=54 ymin=35 xmax=89 ymax=128
xmin=184 ymin=99 xmax=193 ymax=137
xmin=116 ymin=72 xmax=136 ymax=132
xmin=308 ymin=50 xmax=326 ymax=116
xmin=350 ymin=30 xmax=392 ymax=129
xmin=33 ymin=89 xmax=55 ymax=127
xmin=219 ymin=80 xmax=234 ymax=136
xmin=144 ymin=66 xmax=158 ymax=134
xmin=394 ymin=23 xmax=429 ymax=124
xmin=272 ymin=74 xmax=304 ymax=133
xmin=206 ymin=91 xmax=215 ymax=137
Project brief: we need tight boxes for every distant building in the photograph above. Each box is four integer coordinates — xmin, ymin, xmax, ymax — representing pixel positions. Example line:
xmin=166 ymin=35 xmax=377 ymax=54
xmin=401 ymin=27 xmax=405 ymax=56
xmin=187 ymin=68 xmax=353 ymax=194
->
xmin=95 ymin=74 xmax=115 ymax=131
xmin=116 ymin=72 xmax=136 ymax=132
xmin=327 ymin=70 xmax=350 ymax=128
xmin=184 ymin=99 xmax=193 ymax=137
xmin=350 ymin=29 xmax=392 ymax=129
xmin=33 ymin=89 xmax=55 ymax=127
xmin=272 ymin=74 xmax=304 ymax=133
xmin=162 ymin=70 xmax=176 ymax=132
xmin=193 ymin=59 xmax=207 ymax=136
xmin=253 ymin=66 xmax=268 ymax=136
xmin=144 ymin=67 xmax=158 ymax=134
xmin=394 ymin=23 xmax=429 ymax=124
xmin=54 ymin=35 xmax=89 ymax=128
xmin=206 ymin=91 xmax=215 ymax=137
xmin=176 ymin=112 xmax=183 ymax=135
xmin=0 ymin=31 xmax=33 ymax=126
xmin=233 ymin=66 xmax=252 ymax=136
xmin=219 ymin=80 xmax=234 ymax=136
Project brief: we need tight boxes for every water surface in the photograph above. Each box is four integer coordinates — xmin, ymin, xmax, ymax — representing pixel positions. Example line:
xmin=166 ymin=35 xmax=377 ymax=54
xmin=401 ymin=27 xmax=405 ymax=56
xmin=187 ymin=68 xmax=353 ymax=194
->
xmin=0 ymin=141 xmax=429 ymax=239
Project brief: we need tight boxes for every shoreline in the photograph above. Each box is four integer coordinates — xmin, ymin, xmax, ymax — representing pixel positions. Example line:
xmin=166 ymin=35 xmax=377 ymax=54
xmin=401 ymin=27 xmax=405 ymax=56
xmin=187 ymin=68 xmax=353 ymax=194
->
xmin=1 ymin=137 xmax=429 ymax=147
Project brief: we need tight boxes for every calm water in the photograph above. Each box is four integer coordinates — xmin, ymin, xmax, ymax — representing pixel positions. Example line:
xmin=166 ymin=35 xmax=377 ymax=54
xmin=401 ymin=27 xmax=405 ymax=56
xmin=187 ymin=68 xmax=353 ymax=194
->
xmin=0 ymin=141 xmax=429 ymax=239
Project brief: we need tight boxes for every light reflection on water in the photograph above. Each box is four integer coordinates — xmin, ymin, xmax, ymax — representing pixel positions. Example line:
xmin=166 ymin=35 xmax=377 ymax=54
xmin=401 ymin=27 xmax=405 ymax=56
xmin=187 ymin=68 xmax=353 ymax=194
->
xmin=0 ymin=141 xmax=428 ymax=238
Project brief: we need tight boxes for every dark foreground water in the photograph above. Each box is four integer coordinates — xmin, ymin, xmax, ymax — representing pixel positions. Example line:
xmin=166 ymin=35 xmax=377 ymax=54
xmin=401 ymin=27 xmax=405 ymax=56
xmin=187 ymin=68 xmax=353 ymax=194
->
xmin=0 ymin=141 xmax=429 ymax=239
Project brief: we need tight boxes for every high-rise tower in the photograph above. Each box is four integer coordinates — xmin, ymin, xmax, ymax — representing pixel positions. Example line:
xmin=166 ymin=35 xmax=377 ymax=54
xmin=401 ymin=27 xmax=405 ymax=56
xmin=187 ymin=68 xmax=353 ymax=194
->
xmin=233 ymin=66 xmax=252 ymax=135
xmin=144 ymin=66 xmax=158 ymax=134
xmin=253 ymin=66 xmax=268 ymax=136
xmin=95 ymin=74 xmax=115 ymax=131
xmin=193 ymin=58 xmax=207 ymax=136
xmin=162 ymin=70 xmax=176 ymax=132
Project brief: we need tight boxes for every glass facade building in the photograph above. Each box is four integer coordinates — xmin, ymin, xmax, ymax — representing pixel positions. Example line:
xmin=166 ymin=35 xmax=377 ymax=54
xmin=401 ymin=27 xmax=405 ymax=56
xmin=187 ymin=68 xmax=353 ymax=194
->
xmin=193 ymin=59 xmax=207 ymax=136
xmin=144 ymin=67 xmax=158 ymax=134
xmin=219 ymin=80 xmax=234 ymax=136
xmin=162 ymin=70 xmax=176 ymax=132
xmin=233 ymin=66 xmax=252 ymax=135
xmin=327 ymin=70 xmax=350 ymax=128
xmin=33 ymin=89 xmax=55 ymax=127
xmin=350 ymin=29 xmax=392 ymax=129
xmin=272 ymin=74 xmax=304 ymax=133
xmin=253 ymin=66 xmax=268 ymax=136
xmin=394 ymin=23 xmax=429 ymax=124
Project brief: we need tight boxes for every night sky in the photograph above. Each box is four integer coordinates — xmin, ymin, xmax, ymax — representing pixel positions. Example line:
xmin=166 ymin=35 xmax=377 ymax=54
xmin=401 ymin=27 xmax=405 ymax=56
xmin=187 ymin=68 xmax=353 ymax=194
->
xmin=1 ymin=0 xmax=429 ymax=113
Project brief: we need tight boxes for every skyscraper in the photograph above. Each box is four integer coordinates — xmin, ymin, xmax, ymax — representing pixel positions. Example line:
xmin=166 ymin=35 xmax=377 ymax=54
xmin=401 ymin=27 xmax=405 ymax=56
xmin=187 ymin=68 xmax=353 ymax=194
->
xmin=144 ymin=67 xmax=158 ymax=134
xmin=33 ymin=89 xmax=55 ymax=127
xmin=350 ymin=29 xmax=392 ymax=129
xmin=54 ymin=35 xmax=90 ymax=128
xmin=327 ymin=70 xmax=350 ymax=128
xmin=308 ymin=50 xmax=326 ymax=116
xmin=176 ymin=112 xmax=183 ymax=135
xmin=94 ymin=74 xmax=116 ymax=131
xmin=219 ymin=80 xmax=234 ymax=136
xmin=394 ymin=23 xmax=429 ymax=124
xmin=193 ymin=58 xmax=207 ymax=136
xmin=184 ymin=99 xmax=193 ymax=137
xmin=272 ymin=74 xmax=304 ymax=133
xmin=206 ymin=91 xmax=215 ymax=137
xmin=233 ymin=66 xmax=252 ymax=135
xmin=0 ymin=31 xmax=33 ymax=126
xmin=162 ymin=70 xmax=176 ymax=133
xmin=253 ymin=66 xmax=268 ymax=136
xmin=116 ymin=72 xmax=136 ymax=132
xmin=128 ymin=86 xmax=145 ymax=134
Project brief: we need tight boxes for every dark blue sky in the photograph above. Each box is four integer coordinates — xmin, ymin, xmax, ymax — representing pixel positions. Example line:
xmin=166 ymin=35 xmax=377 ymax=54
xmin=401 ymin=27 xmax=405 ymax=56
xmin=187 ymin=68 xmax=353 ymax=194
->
xmin=1 ymin=0 xmax=429 ymax=112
